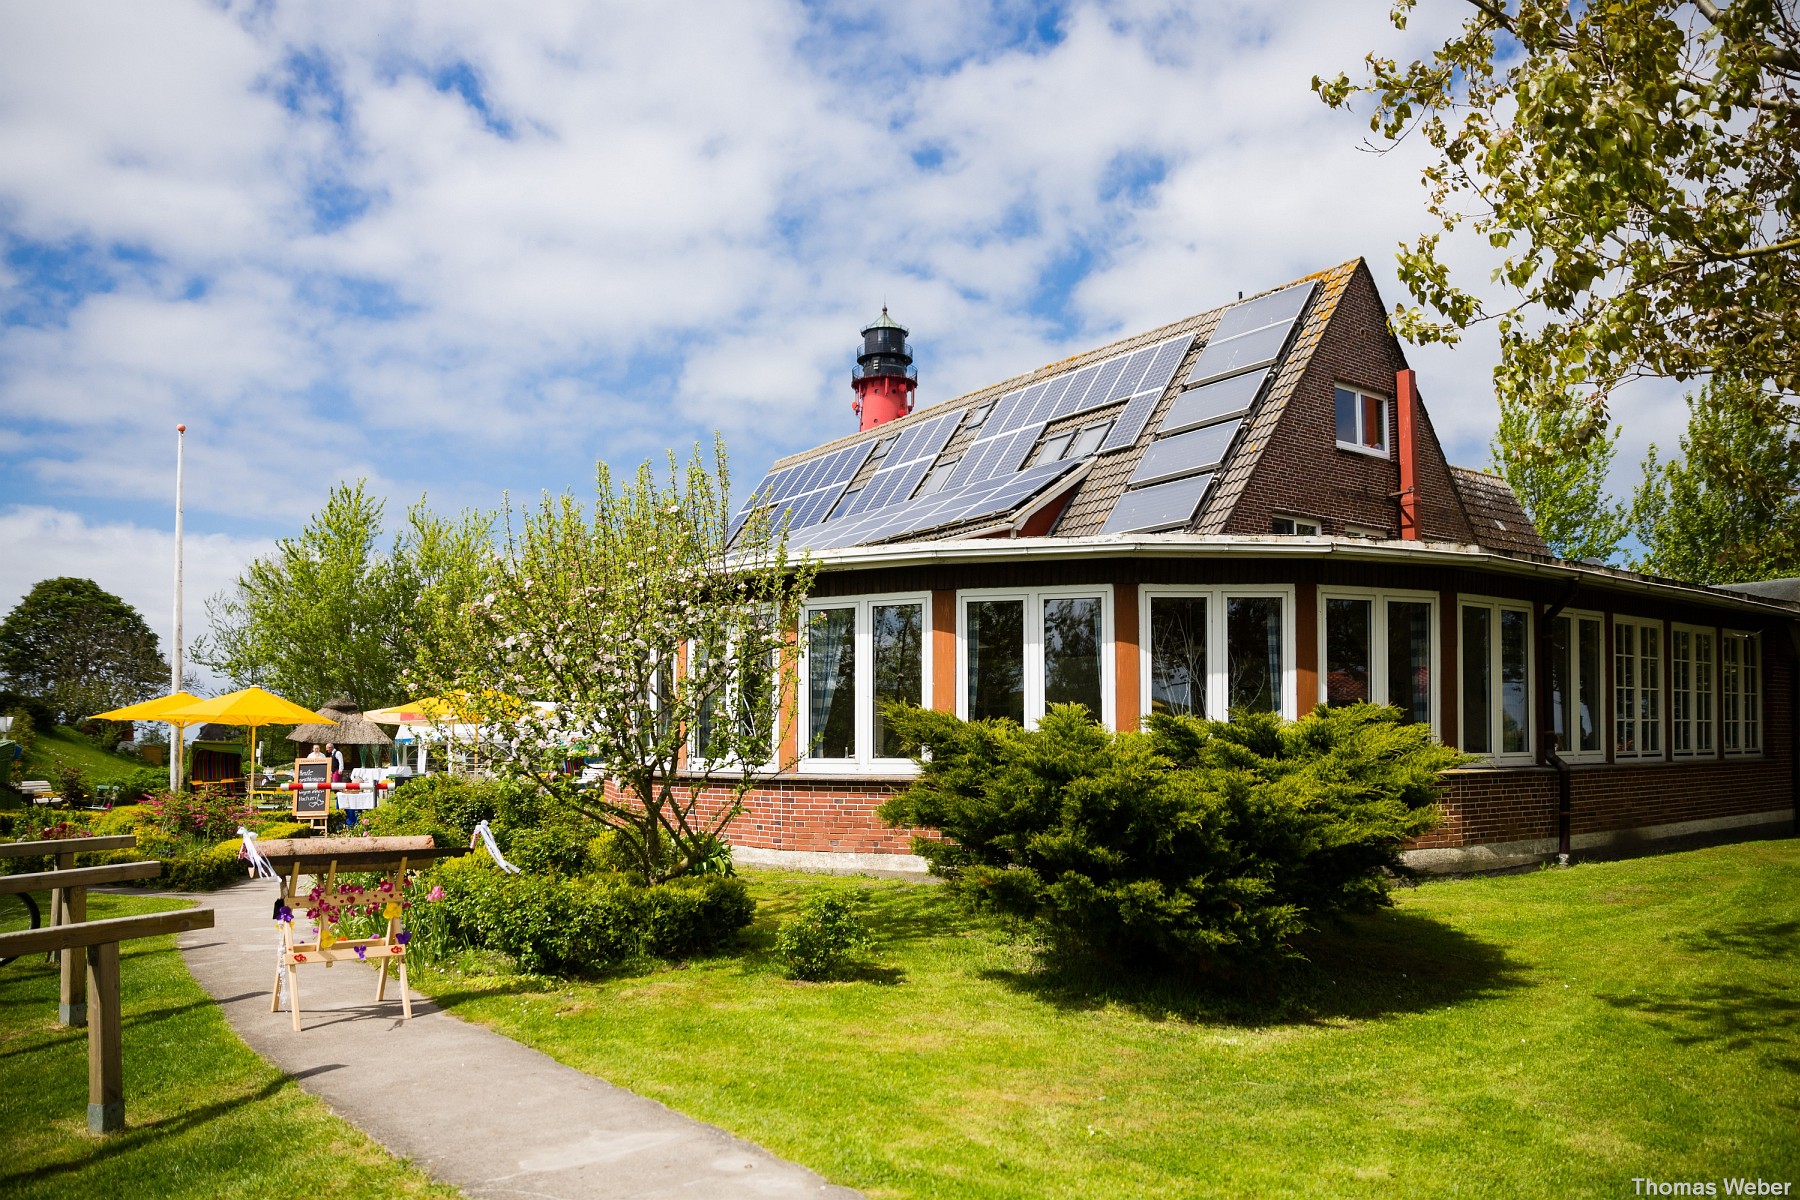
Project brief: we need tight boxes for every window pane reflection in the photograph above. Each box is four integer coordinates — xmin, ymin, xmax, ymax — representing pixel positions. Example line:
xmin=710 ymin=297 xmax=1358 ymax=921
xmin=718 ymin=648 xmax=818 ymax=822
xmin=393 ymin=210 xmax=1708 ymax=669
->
xmin=1227 ymin=597 xmax=1282 ymax=714
xmin=1043 ymin=597 xmax=1102 ymax=719
xmin=1325 ymin=598 xmax=1371 ymax=705
xmin=1149 ymin=596 xmax=1207 ymax=716
xmin=967 ymin=600 xmax=1025 ymax=724
xmin=1386 ymin=601 xmax=1431 ymax=723
xmin=872 ymin=603 xmax=923 ymax=757
xmin=807 ymin=608 xmax=856 ymax=758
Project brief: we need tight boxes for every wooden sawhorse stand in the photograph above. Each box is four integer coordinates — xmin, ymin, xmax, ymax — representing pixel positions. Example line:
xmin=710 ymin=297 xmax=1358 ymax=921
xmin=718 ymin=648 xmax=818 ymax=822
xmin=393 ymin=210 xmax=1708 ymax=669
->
xmin=0 ymin=834 xmax=140 ymax=1026
xmin=255 ymin=836 xmax=462 ymax=1032
xmin=0 ymin=903 xmax=215 ymax=1132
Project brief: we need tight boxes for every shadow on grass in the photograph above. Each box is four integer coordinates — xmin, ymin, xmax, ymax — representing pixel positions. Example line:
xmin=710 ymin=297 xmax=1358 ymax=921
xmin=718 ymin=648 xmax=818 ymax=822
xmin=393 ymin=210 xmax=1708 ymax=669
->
xmin=1673 ymin=919 xmax=1800 ymax=963
xmin=1597 ymin=982 xmax=1800 ymax=1068
xmin=976 ymin=909 xmax=1531 ymax=1026
xmin=0 ymin=1076 xmax=288 ymax=1190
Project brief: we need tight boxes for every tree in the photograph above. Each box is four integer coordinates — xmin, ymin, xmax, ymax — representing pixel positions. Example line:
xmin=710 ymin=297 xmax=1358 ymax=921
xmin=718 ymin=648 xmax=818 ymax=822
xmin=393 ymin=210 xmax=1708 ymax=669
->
xmin=1632 ymin=374 xmax=1800 ymax=582
xmin=195 ymin=482 xmax=492 ymax=711
xmin=416 ymin=440 xmax=816 ymax=884
xmin=0 ymin=578 xmax=169 ymax=724
xmin=1316 ymin=1 xmax=1800 ymax=435
xmin=1491 ymin=392 xmax=1630 ymax=560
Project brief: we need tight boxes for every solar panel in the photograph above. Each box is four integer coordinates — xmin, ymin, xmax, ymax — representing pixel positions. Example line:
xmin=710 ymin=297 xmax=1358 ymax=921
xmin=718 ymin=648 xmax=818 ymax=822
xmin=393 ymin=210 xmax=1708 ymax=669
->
xmin=1094 ymin=336 xmax=1196 ymax=453
xmin=1083 ymin=358 xmax=1126 ymax=414
xmin=1053 ymin=363 xmax=1103 ymax=420
xmin=788 ymin=458 xmax=1083 ymax=551
xmin=1100 ymin=472 xmax=1215 ymax=535
xmin=1128 ymin=420 xmax=1242 ymax=487
xmin=831 ymin=410 xmax=959 ymax=519
xmin=1208 ymin=282 xmax=1313 ymax=344
xmin=1183 ymin=321 xmax=1295 ymax=387
xmin=1134 ymin=337 xmax=1192 ymax=405
xmin=1158 ymin=368 xmax=1269 ymax=436
xmin=1106 ymin=345 xmax=1157 ymax=404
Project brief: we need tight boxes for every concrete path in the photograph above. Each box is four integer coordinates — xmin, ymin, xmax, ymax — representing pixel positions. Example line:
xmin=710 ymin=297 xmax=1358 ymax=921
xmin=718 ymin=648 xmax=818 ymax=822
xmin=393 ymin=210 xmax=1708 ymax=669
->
xmin=175 ymin=880 xmax=859 ymax=1200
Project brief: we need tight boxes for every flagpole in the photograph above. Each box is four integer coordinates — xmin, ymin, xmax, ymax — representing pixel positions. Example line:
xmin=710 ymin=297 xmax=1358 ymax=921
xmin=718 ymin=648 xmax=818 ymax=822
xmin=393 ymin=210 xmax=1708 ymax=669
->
xmin=170 ymin=424 xmax=185 ymax=793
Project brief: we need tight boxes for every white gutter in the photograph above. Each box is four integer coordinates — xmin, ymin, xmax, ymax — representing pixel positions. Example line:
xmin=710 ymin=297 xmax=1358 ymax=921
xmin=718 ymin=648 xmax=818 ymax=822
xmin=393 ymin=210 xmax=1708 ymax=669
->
xmin=796 ymin=534 xmax=1800 ymax=619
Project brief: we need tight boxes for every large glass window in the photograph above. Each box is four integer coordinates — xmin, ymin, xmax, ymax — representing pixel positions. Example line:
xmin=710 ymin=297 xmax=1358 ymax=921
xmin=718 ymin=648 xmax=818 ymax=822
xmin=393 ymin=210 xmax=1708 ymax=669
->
xmin=1334 ymin=385 xmax=1388 ymax=454
xmin=1721 ymin=631 xmax=1761 ymax=754
xmin=1460 ymin=599 xmax=1530 ymax=758
xmin=1320 ymin=593 xmax=1434 ymax=725
xmin=1227 ymin=597 xmax=1283 ymax=715
xmin=799 ymin=596 xmax=929 ymax=769
xmin=1043 ymin=597 xmax=1103 ymax=717
xmin=1614 ymin=619 xmax=1662 ymax=758
xmin=967 ymin=599 xmax=1025 ymax=724
xmin=806 ymin=607 xmax=857 ymax=759
xmin=871 ymin=603 xmax=924 ymax=758
xmin=962 ymin=589 xmax=1111 ymax=727
xmin=1671 ymin=626 xmax=1715 ymax=756
xmin=1550 ymin=613 xmax=1604 ymax=758
xmin=1148 ymin=596 xmax=1207 ymax=716
xmin=1143 ymin=590 xmax=1291 ymax=721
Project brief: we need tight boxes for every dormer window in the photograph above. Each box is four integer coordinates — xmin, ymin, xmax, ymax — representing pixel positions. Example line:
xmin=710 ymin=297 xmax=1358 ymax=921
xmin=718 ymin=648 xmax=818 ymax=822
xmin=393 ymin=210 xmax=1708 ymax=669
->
xmin=1334 ymin=385 xmax=1388 ymax=457
xmin=1271 ymin=515 xmax=1321 ymax=536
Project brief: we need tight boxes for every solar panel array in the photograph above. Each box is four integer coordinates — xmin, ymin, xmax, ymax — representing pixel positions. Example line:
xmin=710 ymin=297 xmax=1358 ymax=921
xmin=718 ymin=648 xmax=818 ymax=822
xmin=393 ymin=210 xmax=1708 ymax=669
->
xmin=728 ymin=439 xmax=874 ymax=540
xmin=1103 ymin=282 xmax=1315 ymax=535
xmin=787 ymin=458 xmax=1084 ymax=551
xmin=831 ymin=409 xmax=960 ymax=520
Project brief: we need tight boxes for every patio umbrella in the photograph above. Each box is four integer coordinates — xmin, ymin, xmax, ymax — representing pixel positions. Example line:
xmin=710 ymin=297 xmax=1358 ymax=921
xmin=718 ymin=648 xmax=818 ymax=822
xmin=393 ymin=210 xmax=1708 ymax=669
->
xmin=362 ymin=695 xmax=487 ymax=725
xmin=91 ymin=691 xmax=205 ymax=791
xmin=163 ymin=688 xmax=334 ymax=798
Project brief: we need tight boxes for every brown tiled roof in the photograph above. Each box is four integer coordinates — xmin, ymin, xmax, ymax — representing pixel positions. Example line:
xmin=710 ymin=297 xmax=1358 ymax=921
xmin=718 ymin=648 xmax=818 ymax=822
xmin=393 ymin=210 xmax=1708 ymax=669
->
xmin=1447 ymin=466 xmax=1552 ymax=556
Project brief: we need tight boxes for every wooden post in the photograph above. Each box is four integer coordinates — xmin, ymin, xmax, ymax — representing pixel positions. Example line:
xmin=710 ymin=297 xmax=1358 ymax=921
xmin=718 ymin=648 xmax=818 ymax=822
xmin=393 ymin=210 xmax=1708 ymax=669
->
xmin=87 ymin=940 xmax=123 ymax=1133
xmin=59 ymin=874 xmax=87 ymax=1026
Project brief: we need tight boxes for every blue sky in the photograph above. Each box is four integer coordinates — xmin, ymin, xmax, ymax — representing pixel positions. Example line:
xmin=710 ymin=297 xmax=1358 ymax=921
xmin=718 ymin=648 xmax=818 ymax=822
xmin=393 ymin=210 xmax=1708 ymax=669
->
xmin=0 ymin=0 xmax=1686 ymax=668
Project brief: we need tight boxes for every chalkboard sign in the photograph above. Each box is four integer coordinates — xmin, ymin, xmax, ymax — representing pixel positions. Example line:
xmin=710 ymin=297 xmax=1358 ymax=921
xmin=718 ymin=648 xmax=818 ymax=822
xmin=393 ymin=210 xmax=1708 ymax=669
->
xmin=293 ymin=756 xmax=331 ymax=818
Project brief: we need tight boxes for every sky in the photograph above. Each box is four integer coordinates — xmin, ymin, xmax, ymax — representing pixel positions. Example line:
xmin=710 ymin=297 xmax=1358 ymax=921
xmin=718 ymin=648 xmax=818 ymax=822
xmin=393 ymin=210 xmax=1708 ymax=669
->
xmin=0 ymin=0 xmax=1690 ymax=682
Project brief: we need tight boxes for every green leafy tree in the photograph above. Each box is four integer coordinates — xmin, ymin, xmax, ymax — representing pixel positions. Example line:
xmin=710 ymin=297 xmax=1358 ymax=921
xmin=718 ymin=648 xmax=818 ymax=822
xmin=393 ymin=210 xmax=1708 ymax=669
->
xmin=416 ymin=440 xmax=815 ymax=884
xmin=195 ymin=482 xmax=492 ymax=711
xmin=1317 ymin=1 xmax=1800 ymax=435
xmin=1491 ymin=392 xmax=1630 ymax=560
xmin=0 ymin=578 xmax=169 ymax=723
xmin=1633 ymin=375 xmax=1800 ymax=582
xmin=878 ymin=704 xmax=1461 ymax=973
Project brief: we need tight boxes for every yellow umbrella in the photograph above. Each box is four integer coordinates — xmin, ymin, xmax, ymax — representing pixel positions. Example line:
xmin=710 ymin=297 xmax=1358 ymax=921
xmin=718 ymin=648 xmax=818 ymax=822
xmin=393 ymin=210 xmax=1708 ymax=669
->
xmin=362 ymin=695 xmax=479 ymax=725
xmin=91 ymin=691 xmax=205 ymax=790
xmin=163 ymin=688 xmax=335 ymax=800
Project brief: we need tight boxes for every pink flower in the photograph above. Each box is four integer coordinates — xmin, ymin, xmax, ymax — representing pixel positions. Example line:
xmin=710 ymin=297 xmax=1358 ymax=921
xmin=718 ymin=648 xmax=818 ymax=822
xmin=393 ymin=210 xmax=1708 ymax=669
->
xmin=427 ymin=886 xmax=445 ymax=902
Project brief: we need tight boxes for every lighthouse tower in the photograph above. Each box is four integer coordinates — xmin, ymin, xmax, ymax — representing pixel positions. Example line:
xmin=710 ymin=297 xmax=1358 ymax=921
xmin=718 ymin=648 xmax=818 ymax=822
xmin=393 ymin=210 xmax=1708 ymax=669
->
xmin=851 ymin=307 xmax=918 ymax=432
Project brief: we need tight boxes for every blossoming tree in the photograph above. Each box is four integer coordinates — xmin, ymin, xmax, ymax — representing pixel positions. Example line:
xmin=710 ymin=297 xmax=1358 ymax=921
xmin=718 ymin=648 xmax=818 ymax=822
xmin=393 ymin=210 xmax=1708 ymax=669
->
xmin=417 ymin=440 xmax=815 ymax=884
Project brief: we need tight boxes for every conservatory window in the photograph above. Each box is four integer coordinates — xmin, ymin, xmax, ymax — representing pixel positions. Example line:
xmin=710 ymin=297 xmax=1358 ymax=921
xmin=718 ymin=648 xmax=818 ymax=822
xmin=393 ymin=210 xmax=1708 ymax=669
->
xmin=1550 ymin=612 xmax=1604 ymax=759
xmin=1614 ymin=619 xmax=1663 ymax=758
xmin=1721 ymin=631 xmax=1761 ymax=754
xmin=960 ymin=588 xmax=1112 ymax=728
xmin=1670 ymin=625 xmax=1715 ymax=756
xmin=799 ymin=595 xmax=930 ymax=769
xmin=1460 ymin=600 xmax=1531 ymax=759
xmin=1321 ymin=592 xmax=1435 ymax=727
xmin=1142 ymin=589 xmax=1294 ymax=721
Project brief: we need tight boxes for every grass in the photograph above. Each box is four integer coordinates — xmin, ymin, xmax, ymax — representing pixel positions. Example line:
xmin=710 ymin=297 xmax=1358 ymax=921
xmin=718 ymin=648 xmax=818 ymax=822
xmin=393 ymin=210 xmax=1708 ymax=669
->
xmin=19 ymin=725 xmax=154 ymax=787
xmin=410 ymin=840 xmax=1800 ymax=1199
xmin=0 ymin=892 xmax=458 ymax=1200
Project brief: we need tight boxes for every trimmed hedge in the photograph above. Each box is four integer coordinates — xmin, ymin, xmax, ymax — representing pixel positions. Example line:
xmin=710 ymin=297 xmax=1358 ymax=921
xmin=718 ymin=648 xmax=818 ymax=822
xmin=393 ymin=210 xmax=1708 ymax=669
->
xmin=409 ymin=855 xmax=754 ymax=975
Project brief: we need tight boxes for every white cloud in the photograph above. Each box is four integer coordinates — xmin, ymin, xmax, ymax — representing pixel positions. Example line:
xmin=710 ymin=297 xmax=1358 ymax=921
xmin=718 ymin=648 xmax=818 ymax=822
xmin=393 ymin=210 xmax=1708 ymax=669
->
xmin=0 ymin=505 xmax=273 ymax=689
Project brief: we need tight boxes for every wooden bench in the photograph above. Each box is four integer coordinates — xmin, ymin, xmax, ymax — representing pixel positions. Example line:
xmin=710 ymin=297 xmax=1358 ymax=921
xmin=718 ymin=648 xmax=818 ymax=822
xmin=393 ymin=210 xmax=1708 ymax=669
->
xmin=0 ymin=835 xmax=140 ymax=1025
xmin=19 ymin=780 xmax=58 ymax=805
xmin=0 ymin=907 xmax=215 ymax=1132
xmin=256 ymin=836 xmax=465 ymax=1032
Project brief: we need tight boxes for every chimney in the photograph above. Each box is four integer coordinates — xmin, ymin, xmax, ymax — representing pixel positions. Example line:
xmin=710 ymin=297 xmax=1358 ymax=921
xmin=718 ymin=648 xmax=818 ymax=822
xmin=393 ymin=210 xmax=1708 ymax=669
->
xmin=1396 ymin=368 xmax=1419 ymax=539
xmin=851 ymin=307 xmax=917 ymax=431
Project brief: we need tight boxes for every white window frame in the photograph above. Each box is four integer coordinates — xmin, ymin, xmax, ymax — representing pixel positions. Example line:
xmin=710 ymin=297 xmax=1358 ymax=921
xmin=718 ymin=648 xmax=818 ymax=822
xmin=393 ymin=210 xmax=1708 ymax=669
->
xmin=1670 ymin=623 xmax=1717 ymax=758
xmin=1548 ymin=609 xmax=1607 ymax=763
xmin=1334 ymin=384 xmax=1390 ymax=458
xmin=796 ymin=593 xmax=932 ymax=774
xmin=1138 ymin=585 xmax=1298 ymax=722
xmin=1271 ymin=514 xmax=1322 ymax=536
xmin=1457 ymin=597 xmax=1535 ymax=764
xmin=1316 ymin=587 xmax=1439 ymax=734
xmin=1343 ymin=524 xmax=1388 ymax=540
xmin=684 ymin=627 xmax=781 ymax=776
xmin=1613 ymin=617 xmax=1664 ymax=760
xmin=958 ymin=585 xmax=1116 ymax=730
xmin=1721 ymin=630 xmax=1762 ymax=756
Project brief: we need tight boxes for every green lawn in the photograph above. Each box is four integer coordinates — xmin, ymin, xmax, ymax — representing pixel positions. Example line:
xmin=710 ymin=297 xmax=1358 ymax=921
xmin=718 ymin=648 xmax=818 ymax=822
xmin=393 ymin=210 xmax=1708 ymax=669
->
xmin=0 ymin=892 xmax=458 ymax=1200
xmin=411 ymin=840 xmax=1800 ymax=1199
xmin=19 ymin=725 xmax=154 ymax=787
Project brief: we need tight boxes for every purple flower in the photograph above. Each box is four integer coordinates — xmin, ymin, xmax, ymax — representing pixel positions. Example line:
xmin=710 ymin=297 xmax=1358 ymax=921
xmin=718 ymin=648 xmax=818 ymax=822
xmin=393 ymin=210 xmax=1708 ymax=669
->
xmin=276 ymin=905 xmax=293 ymax=924
xmin=396 ymin=930 xmax=411 ymax=946
xmin=354 ymin=945 xmax=367 ymax=960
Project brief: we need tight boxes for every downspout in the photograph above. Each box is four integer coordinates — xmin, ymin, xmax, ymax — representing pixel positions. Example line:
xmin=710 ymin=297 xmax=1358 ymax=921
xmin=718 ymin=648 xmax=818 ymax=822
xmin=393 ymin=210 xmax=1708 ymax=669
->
xmin=1539 ymin=578 xmax=1580 ymax=864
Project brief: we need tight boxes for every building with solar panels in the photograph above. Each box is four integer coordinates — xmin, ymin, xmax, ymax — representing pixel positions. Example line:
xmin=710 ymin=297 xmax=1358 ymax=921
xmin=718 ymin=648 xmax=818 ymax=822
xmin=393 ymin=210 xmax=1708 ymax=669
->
xmin=705 ymin=258 xmax=1798 ymax=874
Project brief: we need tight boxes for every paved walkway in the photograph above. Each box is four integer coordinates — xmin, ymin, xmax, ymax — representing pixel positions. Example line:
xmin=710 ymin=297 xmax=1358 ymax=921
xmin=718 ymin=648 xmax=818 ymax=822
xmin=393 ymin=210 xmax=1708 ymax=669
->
xmin=176 ymin=880 xmax=859 ymax=1200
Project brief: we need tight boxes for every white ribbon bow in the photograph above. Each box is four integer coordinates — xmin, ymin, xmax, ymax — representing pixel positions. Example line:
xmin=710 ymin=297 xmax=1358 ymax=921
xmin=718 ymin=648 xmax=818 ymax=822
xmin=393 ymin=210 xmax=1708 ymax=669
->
xmin=470 ymin=819 xmax=521 ymax=874
xmin=237 ymin=827 xmax=276 ymax=880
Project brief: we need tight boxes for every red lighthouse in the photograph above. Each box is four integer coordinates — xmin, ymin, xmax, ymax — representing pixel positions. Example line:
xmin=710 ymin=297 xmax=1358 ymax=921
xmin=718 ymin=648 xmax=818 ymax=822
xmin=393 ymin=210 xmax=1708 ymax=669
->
xmin=851 ymin=307 xmax=918 ymax=431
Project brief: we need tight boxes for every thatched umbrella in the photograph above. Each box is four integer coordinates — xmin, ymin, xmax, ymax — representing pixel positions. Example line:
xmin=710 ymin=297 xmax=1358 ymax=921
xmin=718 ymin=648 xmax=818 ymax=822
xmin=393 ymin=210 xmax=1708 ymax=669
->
xmin=288 ymin=695 xmax=392 ymax=766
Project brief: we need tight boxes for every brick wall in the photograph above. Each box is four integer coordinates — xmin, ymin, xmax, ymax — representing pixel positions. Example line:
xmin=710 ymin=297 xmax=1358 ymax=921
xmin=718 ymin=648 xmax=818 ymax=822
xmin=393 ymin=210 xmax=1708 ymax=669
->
xmin=606 ymin=776 xmax=929 ymax=855
xmin=1224 ymin=261 xmax=1477 ymax=544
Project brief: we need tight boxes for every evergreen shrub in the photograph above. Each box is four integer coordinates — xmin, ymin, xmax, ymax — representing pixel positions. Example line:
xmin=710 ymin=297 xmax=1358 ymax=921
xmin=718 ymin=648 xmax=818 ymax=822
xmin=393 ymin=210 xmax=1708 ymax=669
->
xmin=773 ymin=892 xmax=873 ymax=981
xmin=878 ymin=703 xmax=1464 ymax=972
xmin=410 ymin=855 xmax=753 ymax=975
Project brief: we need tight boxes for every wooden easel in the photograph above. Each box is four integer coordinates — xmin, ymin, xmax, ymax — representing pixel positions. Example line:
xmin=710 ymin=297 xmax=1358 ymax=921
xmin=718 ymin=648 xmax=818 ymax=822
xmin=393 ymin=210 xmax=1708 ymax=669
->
xmin=255 ymin=836 xmax=463 ymax=1032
